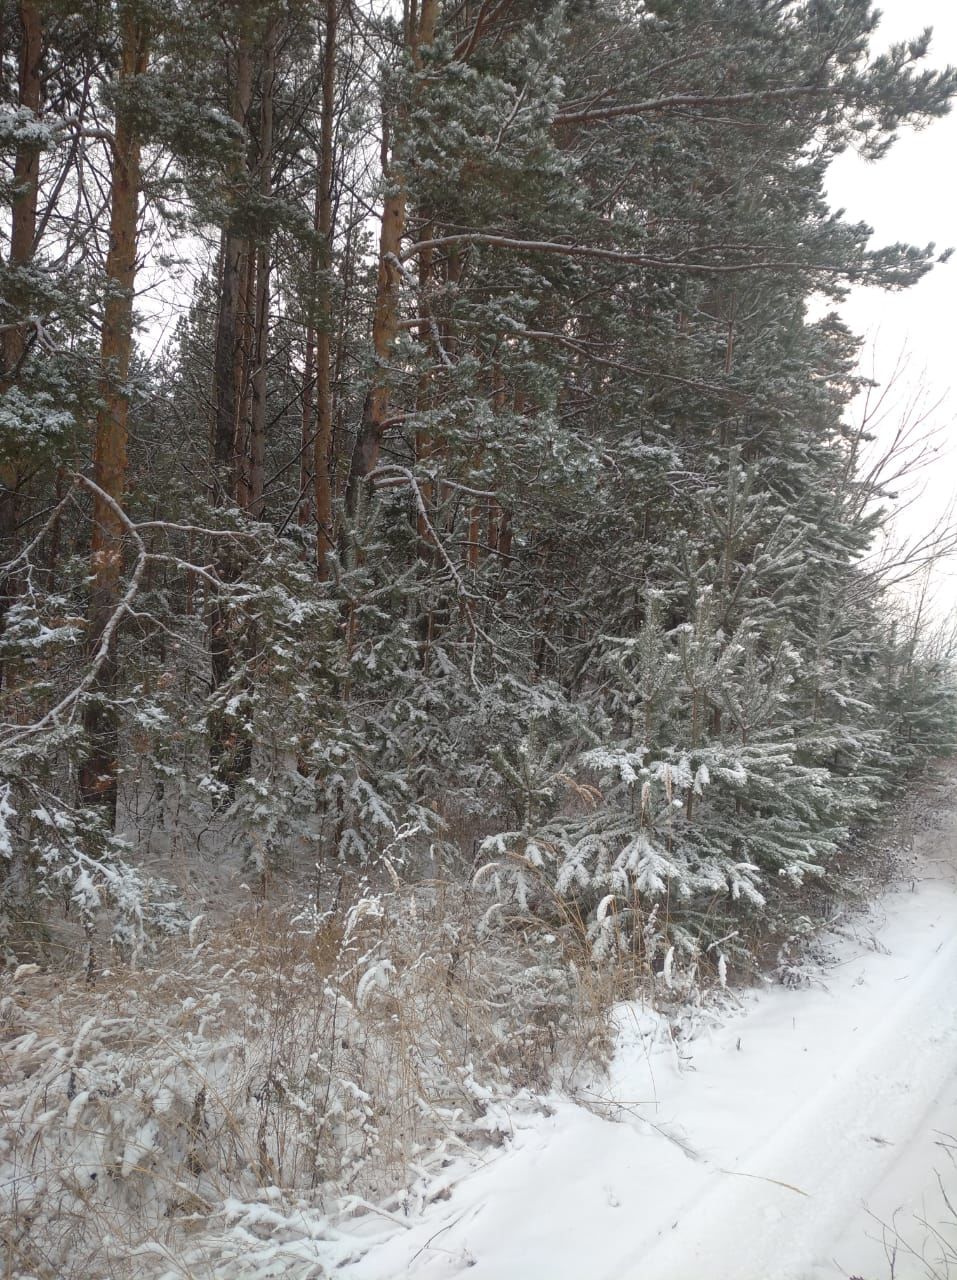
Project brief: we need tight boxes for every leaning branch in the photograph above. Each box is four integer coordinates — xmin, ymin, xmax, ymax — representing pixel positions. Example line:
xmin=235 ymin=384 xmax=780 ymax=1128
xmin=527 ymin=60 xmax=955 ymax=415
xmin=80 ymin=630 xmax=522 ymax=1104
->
xmin=553 ymin=85 xmax=824 ymax=126
xmin=1 ymin=475 xmax=243 ymax=744
xmin=400 ymin=233 xmax=845 ymax=277
xmin=4 ymin=476 xmax=150 ymax=743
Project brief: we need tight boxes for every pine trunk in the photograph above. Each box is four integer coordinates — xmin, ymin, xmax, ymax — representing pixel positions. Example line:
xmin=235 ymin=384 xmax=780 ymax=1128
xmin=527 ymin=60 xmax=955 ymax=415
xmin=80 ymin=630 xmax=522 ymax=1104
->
xmin=248 ymin=26 xmax=276 ymax=523
xmin=0 ymin=0 xmax=43 ymax=693
xmin=344 ymin=0 xmax=439 ymax=519
xmin=208 ymin=21 xmax=254 ymax=791
xmin=299 ymin=165 xmax=319 ymax=530
xmin=314 ymin=0 xmax=337 ymax=578
xmin=211 ymin=30 xmax=253 ymax=496
xmin=79 ymin=11 xmax=148 ymax=820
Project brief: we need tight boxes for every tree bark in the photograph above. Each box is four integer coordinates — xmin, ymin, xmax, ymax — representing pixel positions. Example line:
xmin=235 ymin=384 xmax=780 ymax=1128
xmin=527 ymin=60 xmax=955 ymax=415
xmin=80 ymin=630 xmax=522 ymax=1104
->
xmin=211 ymin=25 xmax=253 ymax=498
xmin=248 ymin=23 xmax=277 ymax=522
xmin=208 ymin=17 xmax=254 ymax=792
xmin=4 ymin=1 xmax=41 ymax=287
xmin=79 ymin=8 xmax=148 ymax=821
xmin=414 ymin=232 xmax=435 ymax=563
xmin=344 ymin=0 xmax=439 ymax=519
xmin=314 ymin=0 xmax=337 ymax=578
xmin=299 ymin=163 xmax=320 ymax=531
xmin=0 ymin=1 xmax=43 ymax=694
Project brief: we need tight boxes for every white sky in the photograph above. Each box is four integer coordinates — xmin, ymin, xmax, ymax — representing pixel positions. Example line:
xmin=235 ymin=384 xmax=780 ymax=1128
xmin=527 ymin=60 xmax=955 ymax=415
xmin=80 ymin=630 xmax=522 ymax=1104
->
xmin=825 ymin=0 xmax=957 ymax=619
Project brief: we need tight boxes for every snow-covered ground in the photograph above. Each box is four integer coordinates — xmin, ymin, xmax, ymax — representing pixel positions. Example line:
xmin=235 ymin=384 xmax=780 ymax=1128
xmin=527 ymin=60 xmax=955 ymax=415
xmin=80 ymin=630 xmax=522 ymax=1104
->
xmin=347 ymin=802 xmax=957 ymax=1280
xmin=6 ymin=794 xmax=956 ymax=1279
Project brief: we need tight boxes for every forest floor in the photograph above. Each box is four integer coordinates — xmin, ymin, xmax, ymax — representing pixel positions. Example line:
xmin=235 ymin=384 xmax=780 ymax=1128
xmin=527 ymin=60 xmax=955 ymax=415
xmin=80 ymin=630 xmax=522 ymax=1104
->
xmin=345 ymin=774 xmax=957 ymax=1280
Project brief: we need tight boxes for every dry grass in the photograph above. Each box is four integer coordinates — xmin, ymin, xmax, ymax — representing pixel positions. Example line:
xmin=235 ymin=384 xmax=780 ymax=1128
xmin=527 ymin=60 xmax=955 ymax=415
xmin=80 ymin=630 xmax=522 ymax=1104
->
xmin=0 ymin=872 xmax=614 ymax=1279
xmin=858 ymin=1136 xmax=957 ymax=1280
xmin=8 ymin=770 xmax=945 ymax=1278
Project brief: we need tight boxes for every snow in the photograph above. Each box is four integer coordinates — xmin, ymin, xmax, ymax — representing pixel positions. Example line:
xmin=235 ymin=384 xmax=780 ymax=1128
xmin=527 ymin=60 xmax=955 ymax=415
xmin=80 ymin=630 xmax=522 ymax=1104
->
xmin=6 ymin=807 xmax=957 ymax=1280
xmin=349 ymin=811 xmax=957 ymax=1280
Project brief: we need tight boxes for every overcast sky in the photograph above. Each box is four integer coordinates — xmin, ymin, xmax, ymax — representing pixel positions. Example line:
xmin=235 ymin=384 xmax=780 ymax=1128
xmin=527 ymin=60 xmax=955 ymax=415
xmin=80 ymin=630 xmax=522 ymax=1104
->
xmin=825 ymin=0 xmax=957 ymax=618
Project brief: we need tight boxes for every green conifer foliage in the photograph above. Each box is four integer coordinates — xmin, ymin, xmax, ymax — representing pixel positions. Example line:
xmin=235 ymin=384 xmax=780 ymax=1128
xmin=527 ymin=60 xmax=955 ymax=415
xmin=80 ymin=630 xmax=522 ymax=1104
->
xmin=0 ymin=0 xmax=955 ymax=966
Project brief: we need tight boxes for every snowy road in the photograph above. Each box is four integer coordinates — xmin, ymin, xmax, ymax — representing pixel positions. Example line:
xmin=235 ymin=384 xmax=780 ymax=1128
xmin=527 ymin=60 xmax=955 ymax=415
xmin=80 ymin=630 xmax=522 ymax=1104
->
xmin=351 ymin=800 xmax=957 ymax=1280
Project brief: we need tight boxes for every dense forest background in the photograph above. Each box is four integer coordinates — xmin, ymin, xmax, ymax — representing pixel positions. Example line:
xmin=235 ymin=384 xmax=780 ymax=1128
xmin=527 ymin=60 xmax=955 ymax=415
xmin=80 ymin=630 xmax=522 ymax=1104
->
xmin=7 ymin=2 xmax=957 ymax=1274
xmin=2 ymin=0 xmax=957 ymax=972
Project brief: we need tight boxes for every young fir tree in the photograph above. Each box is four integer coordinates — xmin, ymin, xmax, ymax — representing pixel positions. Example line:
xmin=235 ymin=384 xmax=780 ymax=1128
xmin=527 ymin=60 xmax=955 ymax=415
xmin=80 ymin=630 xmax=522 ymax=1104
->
xmin=1 ymin=0 xmax=955 ymax=966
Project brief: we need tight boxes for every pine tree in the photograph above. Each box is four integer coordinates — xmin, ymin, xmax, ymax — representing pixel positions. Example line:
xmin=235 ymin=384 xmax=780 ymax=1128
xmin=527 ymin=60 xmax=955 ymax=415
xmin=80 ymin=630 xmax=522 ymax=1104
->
xmin=1 ymin=0 xmax=955 ymax=967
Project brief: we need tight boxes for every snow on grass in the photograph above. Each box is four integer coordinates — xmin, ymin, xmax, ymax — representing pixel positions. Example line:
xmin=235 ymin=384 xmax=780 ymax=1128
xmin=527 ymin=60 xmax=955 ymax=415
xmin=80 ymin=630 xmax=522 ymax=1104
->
xmin=4 ymin=784 xmax=957 ymax=1279
xmin=349 ymin=793 xmax=957 ymax=1280
xmin=0 ymin=881 xmax=611 ymax=1279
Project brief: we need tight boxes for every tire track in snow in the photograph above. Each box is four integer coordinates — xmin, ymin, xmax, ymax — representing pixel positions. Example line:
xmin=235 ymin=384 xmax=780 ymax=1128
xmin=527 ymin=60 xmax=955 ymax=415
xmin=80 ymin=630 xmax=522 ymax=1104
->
xmin=351 ymin=807 xmax=957 ymax=1280
xmin=628 ymin=921 xmax=957 ymax=1280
